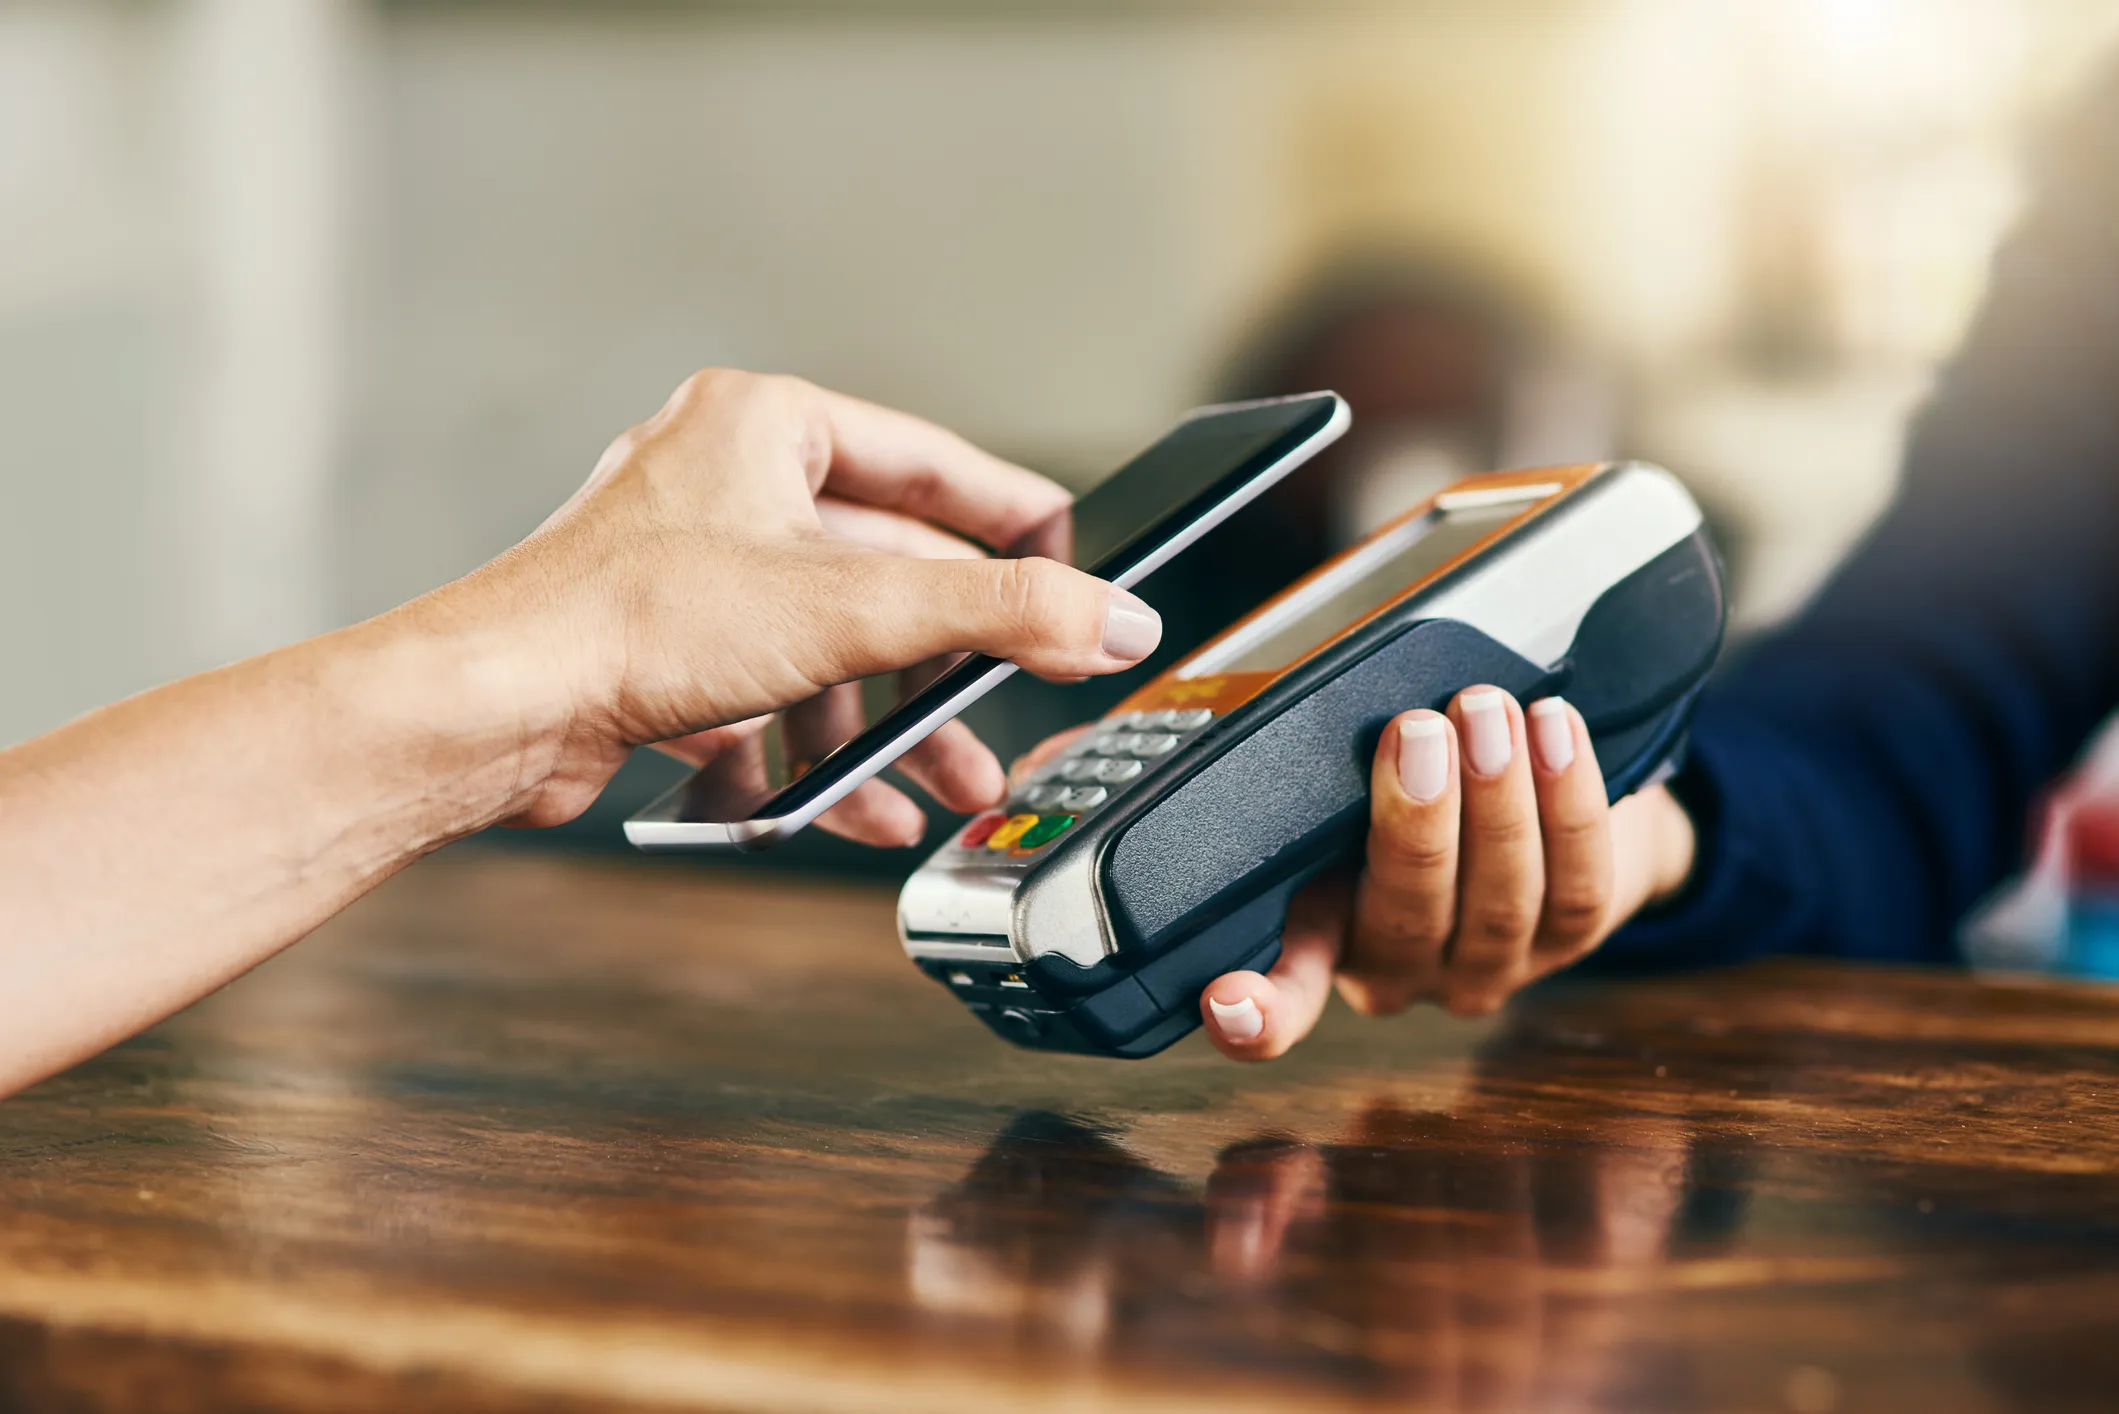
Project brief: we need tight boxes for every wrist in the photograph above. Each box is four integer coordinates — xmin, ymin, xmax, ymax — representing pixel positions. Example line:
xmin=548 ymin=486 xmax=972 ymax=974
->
xmin=355 ymin=579 xmax=604 ymax=834
xmin=1641 ymin=782 xmax=1699 ymax=906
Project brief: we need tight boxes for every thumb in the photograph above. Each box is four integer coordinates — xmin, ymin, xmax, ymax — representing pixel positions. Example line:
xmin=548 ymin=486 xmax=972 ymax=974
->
xmin=808 ymin=552 xmax=1163 ymax=683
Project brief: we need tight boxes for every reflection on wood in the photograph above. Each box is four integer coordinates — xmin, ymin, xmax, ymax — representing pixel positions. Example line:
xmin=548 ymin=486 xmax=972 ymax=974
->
xmin=6 ymin=850 xmax=2119 ymax=1411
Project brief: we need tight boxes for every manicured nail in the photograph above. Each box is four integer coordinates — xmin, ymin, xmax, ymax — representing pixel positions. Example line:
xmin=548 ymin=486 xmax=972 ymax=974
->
xmin=1208 ymin=996 xmax=1264 ymax=1042
xmin=1101 ymin=587 xmax=1162 ymax=661
xmin=1397 ymin=713 xmax=1449 ymax=801
xmin=1528 ymin=697 xmax=1575 ymax=773
xmin=1460 ymin=689 xmax=1512 ymax=777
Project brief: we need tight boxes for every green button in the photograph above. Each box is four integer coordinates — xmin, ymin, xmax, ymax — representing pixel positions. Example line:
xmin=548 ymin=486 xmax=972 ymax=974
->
xmin=1018 ymin=814 xmax=1077 ymax=850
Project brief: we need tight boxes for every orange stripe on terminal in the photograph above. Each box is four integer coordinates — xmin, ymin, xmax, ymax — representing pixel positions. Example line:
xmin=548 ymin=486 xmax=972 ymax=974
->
xmin=1112 ymin=671 xmax=1279 ymax=720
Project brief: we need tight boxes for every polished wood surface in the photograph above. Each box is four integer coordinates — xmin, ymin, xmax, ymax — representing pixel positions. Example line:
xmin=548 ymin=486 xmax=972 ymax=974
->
xmin=7 ymin=850 xmax=2119 ymax=1413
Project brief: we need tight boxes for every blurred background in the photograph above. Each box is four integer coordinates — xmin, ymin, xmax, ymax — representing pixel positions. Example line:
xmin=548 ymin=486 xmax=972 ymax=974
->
xmin=6 ymin=0 xmax=2118 ymax=867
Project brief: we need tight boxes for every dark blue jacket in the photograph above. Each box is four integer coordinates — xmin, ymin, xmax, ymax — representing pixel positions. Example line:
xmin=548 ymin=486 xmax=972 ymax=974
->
xmin=1610 ymin=69 xmax=2119 ymax=967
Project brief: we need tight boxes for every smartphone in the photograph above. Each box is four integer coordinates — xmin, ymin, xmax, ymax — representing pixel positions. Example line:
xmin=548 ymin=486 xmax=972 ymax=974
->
xmin=626 ymin=391 xmax=1350 ymax=852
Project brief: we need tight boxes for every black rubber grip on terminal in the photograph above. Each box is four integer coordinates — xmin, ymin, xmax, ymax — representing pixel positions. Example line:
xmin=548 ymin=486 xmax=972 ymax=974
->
xmin=1103 ymin=618 xmax=1552 ymax=953
xmin=1102 ymin=528 xmax=1725 ymax=961
xmin=1563 ymin=529 xmax=1725 ymax=736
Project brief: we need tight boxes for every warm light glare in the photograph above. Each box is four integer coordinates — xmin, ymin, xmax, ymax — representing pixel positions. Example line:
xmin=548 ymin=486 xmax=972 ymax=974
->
xmin=1805 ymin=0 xmax=1898 ymax=66
xmin=1766 ymin=0 xmax=2027 ymax=125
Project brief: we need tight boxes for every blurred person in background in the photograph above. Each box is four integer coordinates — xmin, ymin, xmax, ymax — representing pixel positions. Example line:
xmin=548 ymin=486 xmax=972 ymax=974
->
xmin=0 ymin=371 xmax=1163 ymax=1099
xmin=1217 ymin=255 xmax=1612 ymax=547
xmin=1154 ymin=254 xmax=1613 ymax=655
xmin=1198 ymin=59 xmax=2119 ymax=1058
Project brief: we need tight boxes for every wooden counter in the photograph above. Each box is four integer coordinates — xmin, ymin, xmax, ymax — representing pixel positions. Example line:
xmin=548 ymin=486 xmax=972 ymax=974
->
xmin=5 ymin=849 xmax=2119 ymax=1412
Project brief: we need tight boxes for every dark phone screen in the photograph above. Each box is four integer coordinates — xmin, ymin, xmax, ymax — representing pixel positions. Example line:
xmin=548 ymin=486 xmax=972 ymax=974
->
xmin=679 ymin=395 xmax=1340 ymax=825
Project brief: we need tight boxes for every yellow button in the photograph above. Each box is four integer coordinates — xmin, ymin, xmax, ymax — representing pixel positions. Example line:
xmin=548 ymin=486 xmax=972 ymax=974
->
xmin=985 ymin=813 xmax=1040 ymax=850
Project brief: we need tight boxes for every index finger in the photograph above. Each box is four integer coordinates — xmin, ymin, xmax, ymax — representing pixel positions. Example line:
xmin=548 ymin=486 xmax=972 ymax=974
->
xmin=813 ymin=385 xmax=1072 ymax=553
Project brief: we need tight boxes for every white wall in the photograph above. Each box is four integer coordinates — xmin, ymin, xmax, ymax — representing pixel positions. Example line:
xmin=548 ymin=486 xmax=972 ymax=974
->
xmin=341 ymin=10 xmax=1294 ymax=622
xmin=0 ymin=5 xmax=192 ymax=746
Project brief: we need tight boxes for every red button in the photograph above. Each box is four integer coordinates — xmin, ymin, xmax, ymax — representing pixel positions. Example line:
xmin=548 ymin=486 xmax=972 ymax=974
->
xmin=959 ymin=812 xmax=1005 ymax=848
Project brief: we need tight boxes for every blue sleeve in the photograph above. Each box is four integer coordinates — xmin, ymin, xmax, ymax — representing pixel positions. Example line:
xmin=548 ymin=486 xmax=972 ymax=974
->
xmin=1607 ymin=71 xmax=2119 ymax=968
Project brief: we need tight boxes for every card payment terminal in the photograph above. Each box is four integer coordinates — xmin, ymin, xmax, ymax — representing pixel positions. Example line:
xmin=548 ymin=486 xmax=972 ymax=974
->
xmin=897 ymin=461 xmax=1726 ymax=1057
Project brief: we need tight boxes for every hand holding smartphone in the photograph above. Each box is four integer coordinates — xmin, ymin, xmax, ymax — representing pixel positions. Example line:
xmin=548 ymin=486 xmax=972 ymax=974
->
xmin=628 ymin=392 xmax=1350 ymax=852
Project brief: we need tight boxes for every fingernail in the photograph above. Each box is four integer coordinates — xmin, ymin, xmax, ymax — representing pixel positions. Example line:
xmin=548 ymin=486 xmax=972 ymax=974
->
xmin=1460 ymin=689 xmax=1512 ymax=777
xmin=1101 ymin=587 xmax=1162 ymax=662
xmin=1397 ymin=713 xmax=1449 ymax=801
xmin=1528 ymin=697 xmax=1575 ymax=773
xmin=1208 ymin=996 xmax=1264 ymax=1042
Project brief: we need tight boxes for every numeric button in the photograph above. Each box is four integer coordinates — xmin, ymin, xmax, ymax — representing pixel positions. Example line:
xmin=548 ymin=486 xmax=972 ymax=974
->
xmin=958 ymin=813 xmax=1005 ymax=848
xmin=1127 ymin=733 xmax=1180 ymax=758
xmin=1091 ymin=757 xmax=1143 ymax=784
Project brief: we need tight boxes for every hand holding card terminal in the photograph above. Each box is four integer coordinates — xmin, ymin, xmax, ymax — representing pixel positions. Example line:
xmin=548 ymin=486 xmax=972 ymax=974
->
xmin=898 ymin=462 xmax=1726 ymax=1057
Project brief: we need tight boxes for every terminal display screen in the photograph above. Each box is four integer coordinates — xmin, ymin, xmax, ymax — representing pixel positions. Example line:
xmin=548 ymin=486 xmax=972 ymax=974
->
xmin=1188 ymin=497 xmax=1531 ymax=677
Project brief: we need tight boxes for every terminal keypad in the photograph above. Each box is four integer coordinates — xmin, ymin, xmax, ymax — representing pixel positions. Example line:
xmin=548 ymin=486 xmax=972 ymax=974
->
xmin=960 ymin=707 xmax=1218 ymax=859
xmin=1059 ymin=757 xmax=1143 ymax=785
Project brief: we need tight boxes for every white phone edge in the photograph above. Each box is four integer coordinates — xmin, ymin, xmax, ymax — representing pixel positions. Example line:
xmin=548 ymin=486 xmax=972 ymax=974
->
xmin=625 ymin=391 xmax=1351 ymax=854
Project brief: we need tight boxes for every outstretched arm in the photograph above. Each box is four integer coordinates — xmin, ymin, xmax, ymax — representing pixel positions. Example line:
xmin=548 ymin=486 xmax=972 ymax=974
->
xmin=0 ymin=370 xmax=1161 ymax=1096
